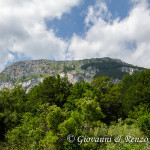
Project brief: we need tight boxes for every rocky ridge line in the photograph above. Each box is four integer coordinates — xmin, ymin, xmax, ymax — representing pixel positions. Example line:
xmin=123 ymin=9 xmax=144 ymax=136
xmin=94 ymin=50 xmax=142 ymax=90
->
xmin=0 ymin=57 xmax=144 ymax=92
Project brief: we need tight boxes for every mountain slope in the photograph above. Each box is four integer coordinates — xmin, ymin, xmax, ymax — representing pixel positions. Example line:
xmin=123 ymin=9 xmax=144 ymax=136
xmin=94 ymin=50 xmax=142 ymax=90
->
xmin=0 ymin=57 xmax=145 ymax=91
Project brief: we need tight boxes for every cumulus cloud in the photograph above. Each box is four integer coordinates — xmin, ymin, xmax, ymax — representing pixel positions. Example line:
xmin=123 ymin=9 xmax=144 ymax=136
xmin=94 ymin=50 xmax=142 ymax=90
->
xmin=0 ymin=0 xmax=81 ymax=71
xmin=68 ymin=0 xmax=150 ymax=68
xmin=1 ymin=0 xmax=150 ymax=72
xmin=0 ymin=49 xmax=14 ymax=71
xmin=11 ymin=25 xmax=67 ymax=60
xmin=85 ymin=0 xmax=111 ymax=26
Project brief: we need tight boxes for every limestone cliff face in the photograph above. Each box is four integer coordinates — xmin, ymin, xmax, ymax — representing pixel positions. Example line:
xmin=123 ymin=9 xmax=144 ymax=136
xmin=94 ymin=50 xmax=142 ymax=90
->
xmin=0 ymin=57 xmax=144 ymax=91
xmin=121 ymin=67 xmax=139 ymax=75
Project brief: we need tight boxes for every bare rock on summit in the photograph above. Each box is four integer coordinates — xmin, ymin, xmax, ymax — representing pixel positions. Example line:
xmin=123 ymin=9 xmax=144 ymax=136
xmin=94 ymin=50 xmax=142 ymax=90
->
xmin=0 ymin=57 xmax=144 ymax=92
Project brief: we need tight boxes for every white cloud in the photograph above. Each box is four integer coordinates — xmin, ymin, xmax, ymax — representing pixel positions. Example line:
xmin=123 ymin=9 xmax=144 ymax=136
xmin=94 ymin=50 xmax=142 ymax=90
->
xmin=0 ymin=0 xmax=81 ymax=71
xmin=0 ymin=49 xmax=14 ymax=71
xmin=1 ymin=0 xmax=150 ymax=73
xmin=11 ymin=24 xmax=68 ymax=60
xmin=68 ymin=0 xmax=150 ymax=68
xmin=85 ymin=0 xmax=111 ymax=26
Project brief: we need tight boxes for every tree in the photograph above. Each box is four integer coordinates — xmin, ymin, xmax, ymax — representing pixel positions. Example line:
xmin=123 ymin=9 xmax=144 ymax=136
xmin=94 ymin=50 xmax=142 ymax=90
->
xmin=120 ymin=70 xmax=150 ymax=117
xmin=0 ymin=86 xmax=27 ymax=141
xmin=64 ymin=81 xmax=94 ymax=110
xmin=26 ymin=75 xmax=72 ymax=113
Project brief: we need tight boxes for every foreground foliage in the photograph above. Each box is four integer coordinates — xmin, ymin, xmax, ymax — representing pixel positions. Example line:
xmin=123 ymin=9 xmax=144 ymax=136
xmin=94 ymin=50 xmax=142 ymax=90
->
xmin=0 ymin=70 xmax=150 ymax=149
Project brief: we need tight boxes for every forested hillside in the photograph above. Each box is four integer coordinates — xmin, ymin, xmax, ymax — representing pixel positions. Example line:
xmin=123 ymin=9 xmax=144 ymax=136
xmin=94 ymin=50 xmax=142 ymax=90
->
xmin=0 ymin=70 xmax=150 ymax=150
xmin=0 ymin=57 xmax=144 ymax=91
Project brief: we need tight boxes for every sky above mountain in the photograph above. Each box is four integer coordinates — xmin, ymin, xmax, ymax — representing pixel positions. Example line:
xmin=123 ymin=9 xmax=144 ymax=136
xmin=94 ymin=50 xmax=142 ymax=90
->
xmin=0 ymin=0 xmax=150 ymax=71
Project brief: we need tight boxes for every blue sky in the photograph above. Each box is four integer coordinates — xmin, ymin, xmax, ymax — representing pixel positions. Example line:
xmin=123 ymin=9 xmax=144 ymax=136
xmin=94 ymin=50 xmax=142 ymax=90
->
xmin=46 ymin=0 xmax=131 ymax=39
xmin=0 ymin=0 xmax=150 ymax=71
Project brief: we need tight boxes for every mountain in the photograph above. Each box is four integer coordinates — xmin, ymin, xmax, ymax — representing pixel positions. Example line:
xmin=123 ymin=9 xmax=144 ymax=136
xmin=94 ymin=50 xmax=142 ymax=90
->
xmin=0 ymin=57 xmax=145 ymax=92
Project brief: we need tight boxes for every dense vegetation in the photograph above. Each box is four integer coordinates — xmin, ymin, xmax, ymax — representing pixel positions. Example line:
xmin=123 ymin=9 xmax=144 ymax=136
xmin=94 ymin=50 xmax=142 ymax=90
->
xmin=0 ymin=70 xmax=150 ymax=149
xmin=81 ymin=61 xmax=140 ymax=79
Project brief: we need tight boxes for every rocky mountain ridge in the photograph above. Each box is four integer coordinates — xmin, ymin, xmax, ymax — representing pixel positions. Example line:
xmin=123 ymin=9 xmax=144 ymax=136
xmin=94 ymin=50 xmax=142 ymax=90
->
xmin=0 ymin=57 xmax=144 ymax=92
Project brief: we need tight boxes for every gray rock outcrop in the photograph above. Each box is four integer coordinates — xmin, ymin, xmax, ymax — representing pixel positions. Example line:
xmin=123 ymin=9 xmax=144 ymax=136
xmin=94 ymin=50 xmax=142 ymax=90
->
xmin=0 ymin=57 xmax=144 ymax=92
